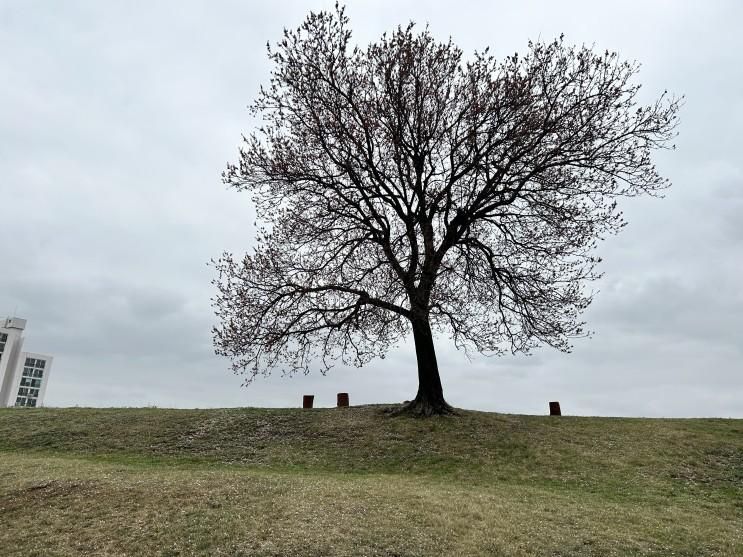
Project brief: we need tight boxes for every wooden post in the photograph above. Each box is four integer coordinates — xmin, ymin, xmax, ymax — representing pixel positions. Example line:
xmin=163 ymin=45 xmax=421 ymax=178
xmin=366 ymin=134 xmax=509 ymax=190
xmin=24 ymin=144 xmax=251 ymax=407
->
xmin=337 ymin=392 xmax=349 ymax=407
xmin=303 ymin=395 xmax=314 ymax=409
xmin=549 ymin=401 xmax=561 ymax=416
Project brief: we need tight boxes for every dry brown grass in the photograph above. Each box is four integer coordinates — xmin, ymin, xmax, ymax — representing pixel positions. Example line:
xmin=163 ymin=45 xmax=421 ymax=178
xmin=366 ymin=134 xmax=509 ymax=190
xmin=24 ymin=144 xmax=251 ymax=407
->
xmin=0 ymin=406 xmax=741 ymax=556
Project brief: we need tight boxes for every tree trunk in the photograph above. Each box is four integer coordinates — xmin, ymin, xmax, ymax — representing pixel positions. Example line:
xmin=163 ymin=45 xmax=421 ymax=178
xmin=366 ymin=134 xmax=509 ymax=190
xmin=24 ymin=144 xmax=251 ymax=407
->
xmin=400 ymin=316 xmax=455 ymax=416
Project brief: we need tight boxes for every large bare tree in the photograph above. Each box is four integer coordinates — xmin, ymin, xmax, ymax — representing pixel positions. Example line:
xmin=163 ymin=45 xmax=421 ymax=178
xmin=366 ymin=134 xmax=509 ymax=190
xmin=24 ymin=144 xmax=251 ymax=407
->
xmin=213 ymin=5 xmax=680 ymax=415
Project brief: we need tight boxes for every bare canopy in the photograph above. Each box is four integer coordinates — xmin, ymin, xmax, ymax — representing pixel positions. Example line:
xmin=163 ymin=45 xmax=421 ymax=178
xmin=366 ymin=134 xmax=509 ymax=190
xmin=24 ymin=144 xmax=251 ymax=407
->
xmin=213 ymin=5 xmax=680 ymax=415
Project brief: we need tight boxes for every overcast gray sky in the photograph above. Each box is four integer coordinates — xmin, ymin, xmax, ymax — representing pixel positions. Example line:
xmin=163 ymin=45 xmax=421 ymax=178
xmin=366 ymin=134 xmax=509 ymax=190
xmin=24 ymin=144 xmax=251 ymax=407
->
xmin=2 ymin=0 xmax=741 ymax=417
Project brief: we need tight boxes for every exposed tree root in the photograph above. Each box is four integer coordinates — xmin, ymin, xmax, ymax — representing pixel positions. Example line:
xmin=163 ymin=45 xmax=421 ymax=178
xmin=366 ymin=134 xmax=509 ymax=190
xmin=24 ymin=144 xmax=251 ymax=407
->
xmin=384 ymin=397 xmax=458 ymax=417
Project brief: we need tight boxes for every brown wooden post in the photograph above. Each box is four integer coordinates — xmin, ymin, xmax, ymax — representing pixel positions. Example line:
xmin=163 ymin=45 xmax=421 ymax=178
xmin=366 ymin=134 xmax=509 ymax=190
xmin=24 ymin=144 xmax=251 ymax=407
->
xmin=337 ymin=392 xmax=349 ymax=407
xmin=549 ymin=401 xmax=561 ymax=416
xmin=302 ymin=395 xmax=314 ymax=409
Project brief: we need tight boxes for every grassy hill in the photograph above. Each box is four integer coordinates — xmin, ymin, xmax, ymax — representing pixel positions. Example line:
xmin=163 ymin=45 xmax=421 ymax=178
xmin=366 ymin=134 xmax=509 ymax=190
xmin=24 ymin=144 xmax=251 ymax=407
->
xmin=0 ymin=406 xmax=741 ymax=556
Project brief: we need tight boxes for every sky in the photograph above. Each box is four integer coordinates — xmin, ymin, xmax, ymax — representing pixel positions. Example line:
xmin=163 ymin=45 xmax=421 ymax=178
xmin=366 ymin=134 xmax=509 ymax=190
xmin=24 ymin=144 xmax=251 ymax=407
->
xmin=1 ymin=0 xmax=741 ymax=417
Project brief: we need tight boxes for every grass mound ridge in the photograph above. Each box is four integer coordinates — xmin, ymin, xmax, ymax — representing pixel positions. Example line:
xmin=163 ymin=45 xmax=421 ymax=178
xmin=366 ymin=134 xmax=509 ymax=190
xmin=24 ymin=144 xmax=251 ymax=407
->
xmin=0 ymin=406 xmax=741 ymax=556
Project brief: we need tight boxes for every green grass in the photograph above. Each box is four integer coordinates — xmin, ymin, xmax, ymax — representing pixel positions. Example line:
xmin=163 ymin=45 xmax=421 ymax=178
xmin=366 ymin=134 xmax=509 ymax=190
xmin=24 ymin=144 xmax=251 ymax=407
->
xmin=0 ymin=406 xmax=741 ymax=556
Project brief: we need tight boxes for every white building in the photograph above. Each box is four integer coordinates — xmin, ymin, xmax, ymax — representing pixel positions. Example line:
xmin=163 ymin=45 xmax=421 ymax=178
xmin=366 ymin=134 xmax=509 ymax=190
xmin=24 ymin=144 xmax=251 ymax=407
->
xmin=0 ymin=317 xmax=53 ymax=408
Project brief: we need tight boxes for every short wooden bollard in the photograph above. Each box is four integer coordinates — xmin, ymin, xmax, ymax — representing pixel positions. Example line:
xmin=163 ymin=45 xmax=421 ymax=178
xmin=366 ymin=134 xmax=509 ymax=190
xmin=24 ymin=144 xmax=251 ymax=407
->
xmin=549 ymin=401 xmax=561 ymax=416
xmin=337 ymin=392 xmax=349 ymax=407
xmin=303 ymin=395 xmax=314 ymax=409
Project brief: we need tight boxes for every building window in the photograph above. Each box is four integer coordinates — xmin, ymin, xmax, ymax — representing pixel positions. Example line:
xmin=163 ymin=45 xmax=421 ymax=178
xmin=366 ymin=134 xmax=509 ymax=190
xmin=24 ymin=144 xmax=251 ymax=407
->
xmin=22 ymin=359 xmax=46 ymax=373
xmin=15 ymin=397 xmax=26 ymax=406
xmin=33 ymin=369 xmax=43 ymax=378
xmin=26 ymin=398 xmax=36 ymax=407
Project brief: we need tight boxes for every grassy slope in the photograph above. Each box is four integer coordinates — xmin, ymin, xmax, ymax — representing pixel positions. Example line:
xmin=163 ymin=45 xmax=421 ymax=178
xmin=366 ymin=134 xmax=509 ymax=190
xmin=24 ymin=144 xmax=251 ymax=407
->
xmin=0 ymin=406 xmax=741 ymax=556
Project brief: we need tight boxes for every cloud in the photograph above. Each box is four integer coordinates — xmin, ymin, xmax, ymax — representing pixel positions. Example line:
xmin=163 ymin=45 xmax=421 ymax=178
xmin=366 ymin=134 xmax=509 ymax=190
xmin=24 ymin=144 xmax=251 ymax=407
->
xmin=1 ymin=0 xmax=741 ymax=416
